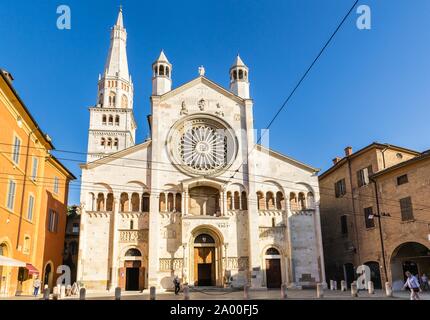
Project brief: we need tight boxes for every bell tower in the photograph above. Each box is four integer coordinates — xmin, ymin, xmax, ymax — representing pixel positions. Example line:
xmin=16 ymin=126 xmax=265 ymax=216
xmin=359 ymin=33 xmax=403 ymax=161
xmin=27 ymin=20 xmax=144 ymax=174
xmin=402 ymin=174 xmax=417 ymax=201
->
xmin=87 ymin=8 xmax=136 ymax=162
xmin=152 ymin=50 xmax=172 ymax=96
xmin=229 ymin=55 xmax=250 ymax=99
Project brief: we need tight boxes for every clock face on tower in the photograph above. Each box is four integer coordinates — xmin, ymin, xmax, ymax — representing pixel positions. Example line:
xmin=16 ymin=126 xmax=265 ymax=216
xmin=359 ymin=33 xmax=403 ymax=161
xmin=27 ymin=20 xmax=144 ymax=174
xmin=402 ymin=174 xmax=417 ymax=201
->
xmin=167 ymin=114 xmax=238 ymax=177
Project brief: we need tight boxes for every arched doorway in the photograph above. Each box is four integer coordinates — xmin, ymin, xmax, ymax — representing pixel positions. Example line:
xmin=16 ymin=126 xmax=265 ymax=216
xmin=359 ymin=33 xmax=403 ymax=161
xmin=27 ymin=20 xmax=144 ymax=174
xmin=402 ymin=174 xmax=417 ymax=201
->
xmin=364 ymin=261 xmax=382 ymax=289
xmin=265 ymin=247 xmax=282 ymax=288
xmin=119 ymin=248 xmax=145 ymax=291
xmin=343 ymin=263 xmax=355 ymax=288
xmin=190 ymin=228 xmax=223 ymax=287
xmin=0 ymin=243 xmax=9 ymax=295
xmin=390 ymin=242 xmax=430 ymax=291
xmin=194 ymin=234 xmax=216 ymax=286
xmin=43 ymin=263 xmax=53 ymax=290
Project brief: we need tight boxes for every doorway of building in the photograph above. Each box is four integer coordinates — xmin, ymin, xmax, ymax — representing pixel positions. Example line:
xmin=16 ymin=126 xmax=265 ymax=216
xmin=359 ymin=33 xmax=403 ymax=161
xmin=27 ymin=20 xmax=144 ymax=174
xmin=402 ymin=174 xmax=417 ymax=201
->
xmin=119 ymin=248 xmax=145 ymax=291
xmin=193 ymin=234 xmax=216 ymax=286
xmin=265 ymin=247 xmax=282 ymax=288
xmin=126 ymin=268 xmax=140 ymax=291
xmin=390 ymin=242 xmax=430 ymax=290
xmin=364 ymin=261 xmax=382 ymax=289
xmin=343 ymin=263 xmax=355 ymax=288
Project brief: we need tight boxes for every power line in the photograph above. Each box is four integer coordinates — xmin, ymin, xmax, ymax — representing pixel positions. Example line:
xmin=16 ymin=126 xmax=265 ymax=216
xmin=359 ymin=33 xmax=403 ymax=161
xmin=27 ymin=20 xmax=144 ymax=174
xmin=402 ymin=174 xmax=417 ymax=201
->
xmin=225 ymin=0 xmax=360 ymax=186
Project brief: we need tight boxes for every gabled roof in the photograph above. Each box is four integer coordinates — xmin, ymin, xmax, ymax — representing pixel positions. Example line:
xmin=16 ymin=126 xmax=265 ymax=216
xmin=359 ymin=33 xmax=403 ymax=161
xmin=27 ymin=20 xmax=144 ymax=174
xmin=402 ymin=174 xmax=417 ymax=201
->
xmin=156 ymin=76 xmax=247 ymax=104
xmin=256 ymin=144 xmax=319 ymax=173
xmin=371 ymin=149 xmax=430 ymax=179
xmin=81 ymin=140 xmax=151 ymax=169
xmin=319 ymin=142 xmax=420 ymax=180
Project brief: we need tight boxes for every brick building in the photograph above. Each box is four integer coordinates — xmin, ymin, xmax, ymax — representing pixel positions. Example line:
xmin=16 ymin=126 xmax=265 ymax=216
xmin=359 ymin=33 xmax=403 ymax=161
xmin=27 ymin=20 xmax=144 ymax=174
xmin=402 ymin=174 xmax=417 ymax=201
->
xmin=319 ymin=143 xmax=430 ymax=289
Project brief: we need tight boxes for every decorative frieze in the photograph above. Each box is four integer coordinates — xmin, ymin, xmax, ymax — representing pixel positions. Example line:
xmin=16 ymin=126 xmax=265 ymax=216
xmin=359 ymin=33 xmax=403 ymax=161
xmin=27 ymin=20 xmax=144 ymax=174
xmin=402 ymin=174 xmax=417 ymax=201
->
xmin=259 ymin=226 xmax=286 ymax=239
xmin=119 ymin=229 xmax=148 ymax=243
xmin=159 ymin=258 xmax=184 ymax=271
xmin=225 ymin=257 xmax=249 ymax=271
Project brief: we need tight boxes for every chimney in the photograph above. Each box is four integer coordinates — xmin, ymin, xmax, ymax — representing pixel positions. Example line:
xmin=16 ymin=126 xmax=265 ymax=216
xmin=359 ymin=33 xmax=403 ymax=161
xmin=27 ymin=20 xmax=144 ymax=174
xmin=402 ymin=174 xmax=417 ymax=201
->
xmin=332 ymin=157 xmax=342 ymax=165
xmin=0 ymin=69 xmax=14 ymax=83
xmin=344 ymin=146 xmax=353 ymax=157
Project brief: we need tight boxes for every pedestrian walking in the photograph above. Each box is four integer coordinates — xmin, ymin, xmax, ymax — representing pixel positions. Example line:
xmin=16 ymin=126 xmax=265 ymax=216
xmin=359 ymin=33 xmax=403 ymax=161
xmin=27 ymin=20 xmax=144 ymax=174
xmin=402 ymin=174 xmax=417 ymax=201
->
xmin=173 ymin=276 xmax=181 ymax=295
xmin=421 ymin=273 xmax=429 ymax=291
xmin=403 ymin=271 xmax=422 ymax=300
xmin=33 ymin=275 xmax=41 ymax=297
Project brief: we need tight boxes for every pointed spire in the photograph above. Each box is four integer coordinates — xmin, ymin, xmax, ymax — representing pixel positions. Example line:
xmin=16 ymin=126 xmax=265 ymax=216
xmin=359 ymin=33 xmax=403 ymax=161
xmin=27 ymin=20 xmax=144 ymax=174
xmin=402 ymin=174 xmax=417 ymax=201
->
xmin=104 ymin=8 xmax=129 ymax=80
xmin=116 ymin=6 xmax=124 ymax=28
xmin=232 ymin=54 xmax=246 ymax=68
xmin=155 ymin=50 xmax=170 ymax=63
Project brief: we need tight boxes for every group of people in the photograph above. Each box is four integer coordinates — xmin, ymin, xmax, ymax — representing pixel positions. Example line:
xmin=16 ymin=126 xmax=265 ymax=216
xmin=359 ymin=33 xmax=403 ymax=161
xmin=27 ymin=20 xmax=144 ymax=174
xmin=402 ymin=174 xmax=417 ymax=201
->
xmin=403 ymin=272 xmax=429 ymax=300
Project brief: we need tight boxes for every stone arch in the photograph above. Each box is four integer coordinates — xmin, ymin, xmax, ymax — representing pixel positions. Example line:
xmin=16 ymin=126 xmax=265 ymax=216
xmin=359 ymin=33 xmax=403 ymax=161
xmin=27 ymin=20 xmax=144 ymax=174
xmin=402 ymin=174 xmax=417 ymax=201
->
xmin=266 ymin=191 xmax=275 ymax=210
xmin=389 ymin=241 xmax=430 ymax=290
xmin=257 ymin=191 xmax=265 ymax=210
xmin=43 ymin=261 xmax=54 ymax=290
xmin=189 ymin=225 xmax=225 ymax=286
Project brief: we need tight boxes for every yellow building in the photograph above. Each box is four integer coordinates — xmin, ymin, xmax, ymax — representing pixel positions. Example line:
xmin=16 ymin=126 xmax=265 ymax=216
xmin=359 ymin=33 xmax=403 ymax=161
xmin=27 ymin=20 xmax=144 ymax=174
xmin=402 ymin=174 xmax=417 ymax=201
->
xmin=0 ymin=69 xmax=75 ymax=297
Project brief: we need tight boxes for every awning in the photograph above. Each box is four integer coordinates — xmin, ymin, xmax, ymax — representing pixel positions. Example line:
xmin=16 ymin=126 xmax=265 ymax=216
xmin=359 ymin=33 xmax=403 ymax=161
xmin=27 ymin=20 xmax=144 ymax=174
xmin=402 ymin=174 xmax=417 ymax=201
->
xmin=26 ymin=263 xmax=39 ymax=275
xmin=0 ymin=255 xmax=26 ymax=267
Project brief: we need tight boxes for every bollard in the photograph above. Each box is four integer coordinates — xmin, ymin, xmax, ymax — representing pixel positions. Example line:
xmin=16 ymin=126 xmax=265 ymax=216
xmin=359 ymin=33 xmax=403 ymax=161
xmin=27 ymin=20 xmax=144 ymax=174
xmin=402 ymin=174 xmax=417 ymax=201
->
xmin=330 ymin=280 xmax=335 ymax=291
xmin=149 ymin=286 xmax=156 ymax=300
xmin=66 ymin=285 xmax=72 ymax=297
xmin=333 ymin=281 xmax=337 ymax=291
xmin=52 ymin=286 xmax=59 ymax=300
xmin=340 ymin=280 xmax=347 ymax=292
xmin=281 ymin=284 xmax=287 ymax=299
xmin=183 ymin=285 xmax=190 ymax=300
xmin=351 ymin=282 xmax=358 ymax=297
xmin=60 ymin=285 xmax=66 ymax=299
xmin=316 ymin=283 xmax=324 ymax=298
xmin=368 ymin=281 xmax=375 ymax=295
xmin=115 ymin=287 xmax=121 ymax=300
xmin=79 ymin=287 xmax=86 ymax=300
xmin=385 ymin=282 xmax=393 ymax=297
xmin=43 ymin=287 xmax=50 ymax=300
xmin=243 ymin=285 xmax=250 ymax=300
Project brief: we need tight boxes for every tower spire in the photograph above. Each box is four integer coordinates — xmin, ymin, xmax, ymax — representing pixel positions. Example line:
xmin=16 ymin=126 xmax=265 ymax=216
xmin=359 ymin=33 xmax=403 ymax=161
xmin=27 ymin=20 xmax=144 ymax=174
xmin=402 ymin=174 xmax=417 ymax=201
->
xmin=116 ymin=5 xmax=124 ymax=28
xmin=104 ymin=8 xmax=129 ymax=80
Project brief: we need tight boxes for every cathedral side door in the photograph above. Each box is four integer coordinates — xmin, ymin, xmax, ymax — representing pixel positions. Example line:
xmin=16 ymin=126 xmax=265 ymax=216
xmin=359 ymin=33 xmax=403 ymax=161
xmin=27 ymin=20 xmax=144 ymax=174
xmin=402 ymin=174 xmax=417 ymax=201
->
xmin=194 ymin=247 xmax=215 ymax=286
xmin=265 ymin=259 xmax=282 ymax=288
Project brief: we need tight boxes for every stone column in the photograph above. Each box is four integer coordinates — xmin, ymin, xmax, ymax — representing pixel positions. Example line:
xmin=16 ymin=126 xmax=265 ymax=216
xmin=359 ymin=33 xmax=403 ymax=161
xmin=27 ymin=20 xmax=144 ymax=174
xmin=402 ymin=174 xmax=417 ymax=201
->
xmin=314 ymin=204 xmax=327 ymax=288
xmin=222 ymin=190 xmax=228 ymax=216
xmin=76 ymin=204 xmax=87 ymax=284
xmin=184 ymin=190 xmax=189 ymax=216
xmin=244 ymin=99 xmax=263 ymax=288
xmin=128 ymin=193 xmax=133 ymax=212
xmin=110 ymin=197 xmax=121 ymax=290
xmin=224 ymin=243 xmax=229 ymax=284
xmin=138 ymin=193 xmax=143 ymax=212
xmin=182 ymin=243 xmax=188 ymax=283
xmin=103 ymin=192 xmax=108 ymax=211
xmin=285 ymin=195 xmax=295 ymax=286
xmin=148 ymin=193 xmax=161 ymax=288
xmin=181 ymin=192 xmax=185 ymax=214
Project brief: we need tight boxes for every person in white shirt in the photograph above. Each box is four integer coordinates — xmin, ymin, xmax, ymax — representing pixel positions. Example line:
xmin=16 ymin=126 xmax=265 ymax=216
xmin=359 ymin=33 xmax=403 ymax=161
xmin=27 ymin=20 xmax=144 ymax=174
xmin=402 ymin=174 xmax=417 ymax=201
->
xmin=403 ymin=271 xmax=422 ymax=300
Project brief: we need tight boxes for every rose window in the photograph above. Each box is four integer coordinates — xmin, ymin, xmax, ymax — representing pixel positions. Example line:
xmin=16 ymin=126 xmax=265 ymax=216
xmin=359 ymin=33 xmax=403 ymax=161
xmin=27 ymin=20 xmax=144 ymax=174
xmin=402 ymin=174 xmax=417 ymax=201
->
xmin=168 ymin=115 xmax=237 ymax=176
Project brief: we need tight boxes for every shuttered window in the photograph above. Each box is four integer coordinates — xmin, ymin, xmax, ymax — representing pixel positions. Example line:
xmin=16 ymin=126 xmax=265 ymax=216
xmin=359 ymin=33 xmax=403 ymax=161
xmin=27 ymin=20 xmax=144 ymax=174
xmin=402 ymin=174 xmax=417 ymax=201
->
xmin=400 ymin=197 xmax=414 ymax=221
xmin=7 ymin=180 xmax=16 ymax=211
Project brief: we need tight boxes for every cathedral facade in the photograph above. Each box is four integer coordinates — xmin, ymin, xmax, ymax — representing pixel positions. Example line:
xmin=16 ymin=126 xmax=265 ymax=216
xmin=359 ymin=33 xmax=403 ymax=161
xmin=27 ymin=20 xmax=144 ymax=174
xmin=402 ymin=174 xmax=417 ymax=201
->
xmin=77 ymin=9 xmax=326 ymax=291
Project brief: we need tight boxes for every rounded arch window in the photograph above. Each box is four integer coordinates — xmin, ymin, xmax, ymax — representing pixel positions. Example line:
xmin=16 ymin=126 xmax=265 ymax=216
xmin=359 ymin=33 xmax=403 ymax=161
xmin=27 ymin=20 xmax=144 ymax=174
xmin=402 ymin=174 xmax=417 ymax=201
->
xmin=266 ymin=247 xmax=280 ymax=255
xmin=194 ymin=234 xmax=215 ymax=244
xmin=125 ymin=248 xmax=142 ymax=257
xmin=167 ymin=115 xmax=238 ymax=177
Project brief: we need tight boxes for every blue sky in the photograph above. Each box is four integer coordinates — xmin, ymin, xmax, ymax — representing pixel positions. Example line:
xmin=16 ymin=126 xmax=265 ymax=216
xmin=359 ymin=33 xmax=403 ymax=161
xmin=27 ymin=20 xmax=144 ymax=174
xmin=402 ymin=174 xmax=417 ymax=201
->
xmin=1 ymin=0 xmax=429 ymax=205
